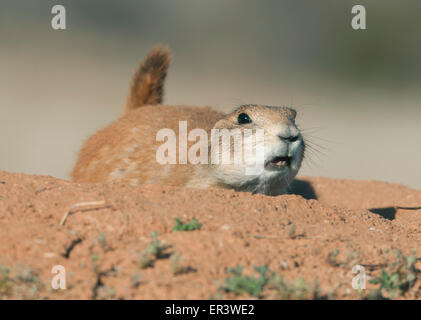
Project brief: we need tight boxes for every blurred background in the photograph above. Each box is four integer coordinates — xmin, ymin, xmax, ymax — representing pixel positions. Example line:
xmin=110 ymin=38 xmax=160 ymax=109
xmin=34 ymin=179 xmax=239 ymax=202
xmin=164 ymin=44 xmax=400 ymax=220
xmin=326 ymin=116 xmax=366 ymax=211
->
xmin=0 ymin=0 xmax=420 ymax=189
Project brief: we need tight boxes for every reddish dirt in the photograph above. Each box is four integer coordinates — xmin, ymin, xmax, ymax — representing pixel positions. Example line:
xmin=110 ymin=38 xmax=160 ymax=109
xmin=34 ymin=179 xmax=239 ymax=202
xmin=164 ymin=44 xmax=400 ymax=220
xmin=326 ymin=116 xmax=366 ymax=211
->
xmin=0 ymin=170 xmax=420 ymax=299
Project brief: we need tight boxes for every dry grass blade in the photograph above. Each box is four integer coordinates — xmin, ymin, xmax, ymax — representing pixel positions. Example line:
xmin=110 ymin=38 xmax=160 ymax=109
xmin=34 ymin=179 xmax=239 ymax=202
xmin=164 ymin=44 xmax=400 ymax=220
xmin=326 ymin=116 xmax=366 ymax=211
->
xmin=60 ymin=200 xmax=107 ymax=226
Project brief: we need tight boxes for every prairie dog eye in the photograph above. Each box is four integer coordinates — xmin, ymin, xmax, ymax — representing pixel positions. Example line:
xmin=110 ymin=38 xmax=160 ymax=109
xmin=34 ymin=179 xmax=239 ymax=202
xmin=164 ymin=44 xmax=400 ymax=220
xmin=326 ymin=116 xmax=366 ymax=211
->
xmin=238 ymin=113 xmax=252 ymax=124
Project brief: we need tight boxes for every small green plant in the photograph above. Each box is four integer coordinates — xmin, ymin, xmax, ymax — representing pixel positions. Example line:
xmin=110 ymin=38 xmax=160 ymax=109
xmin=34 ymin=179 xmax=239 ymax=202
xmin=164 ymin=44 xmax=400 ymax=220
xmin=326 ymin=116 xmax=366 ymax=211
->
xmin=327 ymin=248 xmax=340 ymax=266
xmin=219 ymin=265 xmax=329 ymax=299
xmin=131 ymin=273 xmax=142 ymax=288
xmin=269 ymin=275 xmax=323 ymax=299
xmin=170 ymin=253 xmax=194 ymax=275
xmin=90 ymin=253 xmax=100 ymax=272
xmin=172 ymin=218 xmax=202 ymax=232
xmin=146 ymin=231 xmax=167 ymax=259
xmin=289 ymin=224 xmax=297 ymax=239
xmin=170 ymin=253 xmax=183 ymax=275
xmin=95 ymin=285 xmax=116 ymax=300
xmin=369 ymin=250 xmax=417 ymax=299
xmin=0 ymin=265 xmax=12 ymax=297
xmin=97 ymin=234 xmax=107 ymax=249
xmin=138 ymin=232 xmax=168 ymax=269
xmin=220 ymin=265 xmax=270 ymax=297
xmin=139 ymin=252 xmax=154 ymax=269
xmin=108 ymin=287 xmax=116 ymax=298
xmin=0 ymin=264 xmax=41 ymax=299
xmin=370 ymin=271 xmax=400 ymax=297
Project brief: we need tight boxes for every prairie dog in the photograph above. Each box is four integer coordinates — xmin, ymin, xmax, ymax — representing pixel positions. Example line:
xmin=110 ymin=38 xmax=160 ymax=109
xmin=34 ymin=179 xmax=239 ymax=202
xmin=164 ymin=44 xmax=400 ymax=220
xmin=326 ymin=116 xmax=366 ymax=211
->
xmin=71 ymin=46 xmax=305 ymax=195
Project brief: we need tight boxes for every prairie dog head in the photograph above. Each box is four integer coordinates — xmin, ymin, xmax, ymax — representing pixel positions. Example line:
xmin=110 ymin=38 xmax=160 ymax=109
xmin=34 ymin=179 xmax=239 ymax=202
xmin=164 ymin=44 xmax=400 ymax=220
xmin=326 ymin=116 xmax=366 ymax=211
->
xmin=209 ymin=104 xmax=305 ymax=195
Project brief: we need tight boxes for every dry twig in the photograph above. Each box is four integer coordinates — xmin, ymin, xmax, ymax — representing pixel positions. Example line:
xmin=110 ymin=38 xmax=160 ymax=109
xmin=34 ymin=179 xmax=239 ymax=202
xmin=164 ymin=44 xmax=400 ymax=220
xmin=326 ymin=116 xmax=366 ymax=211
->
xmin=60 ymin=200 xmax=107 ymax=226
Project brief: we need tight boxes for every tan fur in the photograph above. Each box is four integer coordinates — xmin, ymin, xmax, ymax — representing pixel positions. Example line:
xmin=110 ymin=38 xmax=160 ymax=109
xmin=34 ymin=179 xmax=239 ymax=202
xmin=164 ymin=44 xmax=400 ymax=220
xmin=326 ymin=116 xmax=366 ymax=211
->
xmin=72 ymin=105 xmax=223 ymax=187
xmin=72 ymin=47 xmax=305 ymax=195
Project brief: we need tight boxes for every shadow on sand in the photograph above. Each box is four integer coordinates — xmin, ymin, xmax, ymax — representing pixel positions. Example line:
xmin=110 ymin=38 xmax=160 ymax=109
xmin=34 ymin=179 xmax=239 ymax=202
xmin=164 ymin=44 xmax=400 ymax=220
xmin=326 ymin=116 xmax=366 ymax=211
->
xmin=288 ymin=179 xmax=317 ymax=200
xmin=369 ymin=206 xmax=421 ymax=221
xmin=289 ymin=179 xmax=421 ymax=222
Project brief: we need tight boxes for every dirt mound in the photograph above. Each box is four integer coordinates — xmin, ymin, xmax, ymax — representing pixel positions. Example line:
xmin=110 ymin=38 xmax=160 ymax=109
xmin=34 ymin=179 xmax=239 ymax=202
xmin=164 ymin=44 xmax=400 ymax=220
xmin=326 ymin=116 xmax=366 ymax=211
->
xmin=0 ymin=170 xmax=420 ymax=299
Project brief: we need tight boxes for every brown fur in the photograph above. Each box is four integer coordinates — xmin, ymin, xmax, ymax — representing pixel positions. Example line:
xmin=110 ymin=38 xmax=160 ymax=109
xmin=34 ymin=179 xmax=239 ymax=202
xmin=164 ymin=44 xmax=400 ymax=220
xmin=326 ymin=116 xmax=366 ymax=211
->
xmin=124 ymin=45 xmax=171 ymax=113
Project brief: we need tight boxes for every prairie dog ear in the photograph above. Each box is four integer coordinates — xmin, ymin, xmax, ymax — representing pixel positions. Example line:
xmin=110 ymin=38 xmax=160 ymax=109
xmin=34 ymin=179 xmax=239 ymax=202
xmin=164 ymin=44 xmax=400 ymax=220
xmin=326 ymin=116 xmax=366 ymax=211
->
xmin=212 ymin=117 xmax=233 ymax=130
xmin=213 ymin=119 xmax=223 ymax=129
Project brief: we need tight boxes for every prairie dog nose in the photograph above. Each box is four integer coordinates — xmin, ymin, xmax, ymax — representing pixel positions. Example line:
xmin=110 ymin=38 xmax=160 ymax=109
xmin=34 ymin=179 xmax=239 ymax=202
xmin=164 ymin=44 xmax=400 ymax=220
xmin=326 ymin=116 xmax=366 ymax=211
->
xmin=275 ymin=123 xmax=300 ymax=142
xmin=278 ymin=134 xmax=299 ymax=143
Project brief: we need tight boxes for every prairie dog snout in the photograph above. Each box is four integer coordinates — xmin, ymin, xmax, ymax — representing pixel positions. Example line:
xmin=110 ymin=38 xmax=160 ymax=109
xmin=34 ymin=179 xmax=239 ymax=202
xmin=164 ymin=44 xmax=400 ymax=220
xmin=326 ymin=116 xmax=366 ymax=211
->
xmin=71 ymin=46 xmax=305 ymax=195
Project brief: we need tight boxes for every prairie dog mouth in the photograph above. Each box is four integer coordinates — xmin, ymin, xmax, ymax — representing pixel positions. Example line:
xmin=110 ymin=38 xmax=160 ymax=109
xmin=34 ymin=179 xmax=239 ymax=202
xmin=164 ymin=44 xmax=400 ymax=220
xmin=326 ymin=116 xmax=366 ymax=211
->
xmin=265 ymin=156 xmax=291 ymax=170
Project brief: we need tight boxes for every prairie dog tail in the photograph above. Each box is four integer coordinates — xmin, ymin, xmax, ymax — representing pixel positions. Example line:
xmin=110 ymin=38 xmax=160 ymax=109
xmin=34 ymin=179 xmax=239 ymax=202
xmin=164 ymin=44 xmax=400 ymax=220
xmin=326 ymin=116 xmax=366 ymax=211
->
xmin=124 ymin=45 xmax=171 ymax=113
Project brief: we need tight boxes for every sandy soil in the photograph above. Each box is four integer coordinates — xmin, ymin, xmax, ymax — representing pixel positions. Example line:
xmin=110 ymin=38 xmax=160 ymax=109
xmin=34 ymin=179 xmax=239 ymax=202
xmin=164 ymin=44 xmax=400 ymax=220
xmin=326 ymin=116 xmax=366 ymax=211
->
xmin=0 ymin=170 xmax=420 ymax=300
